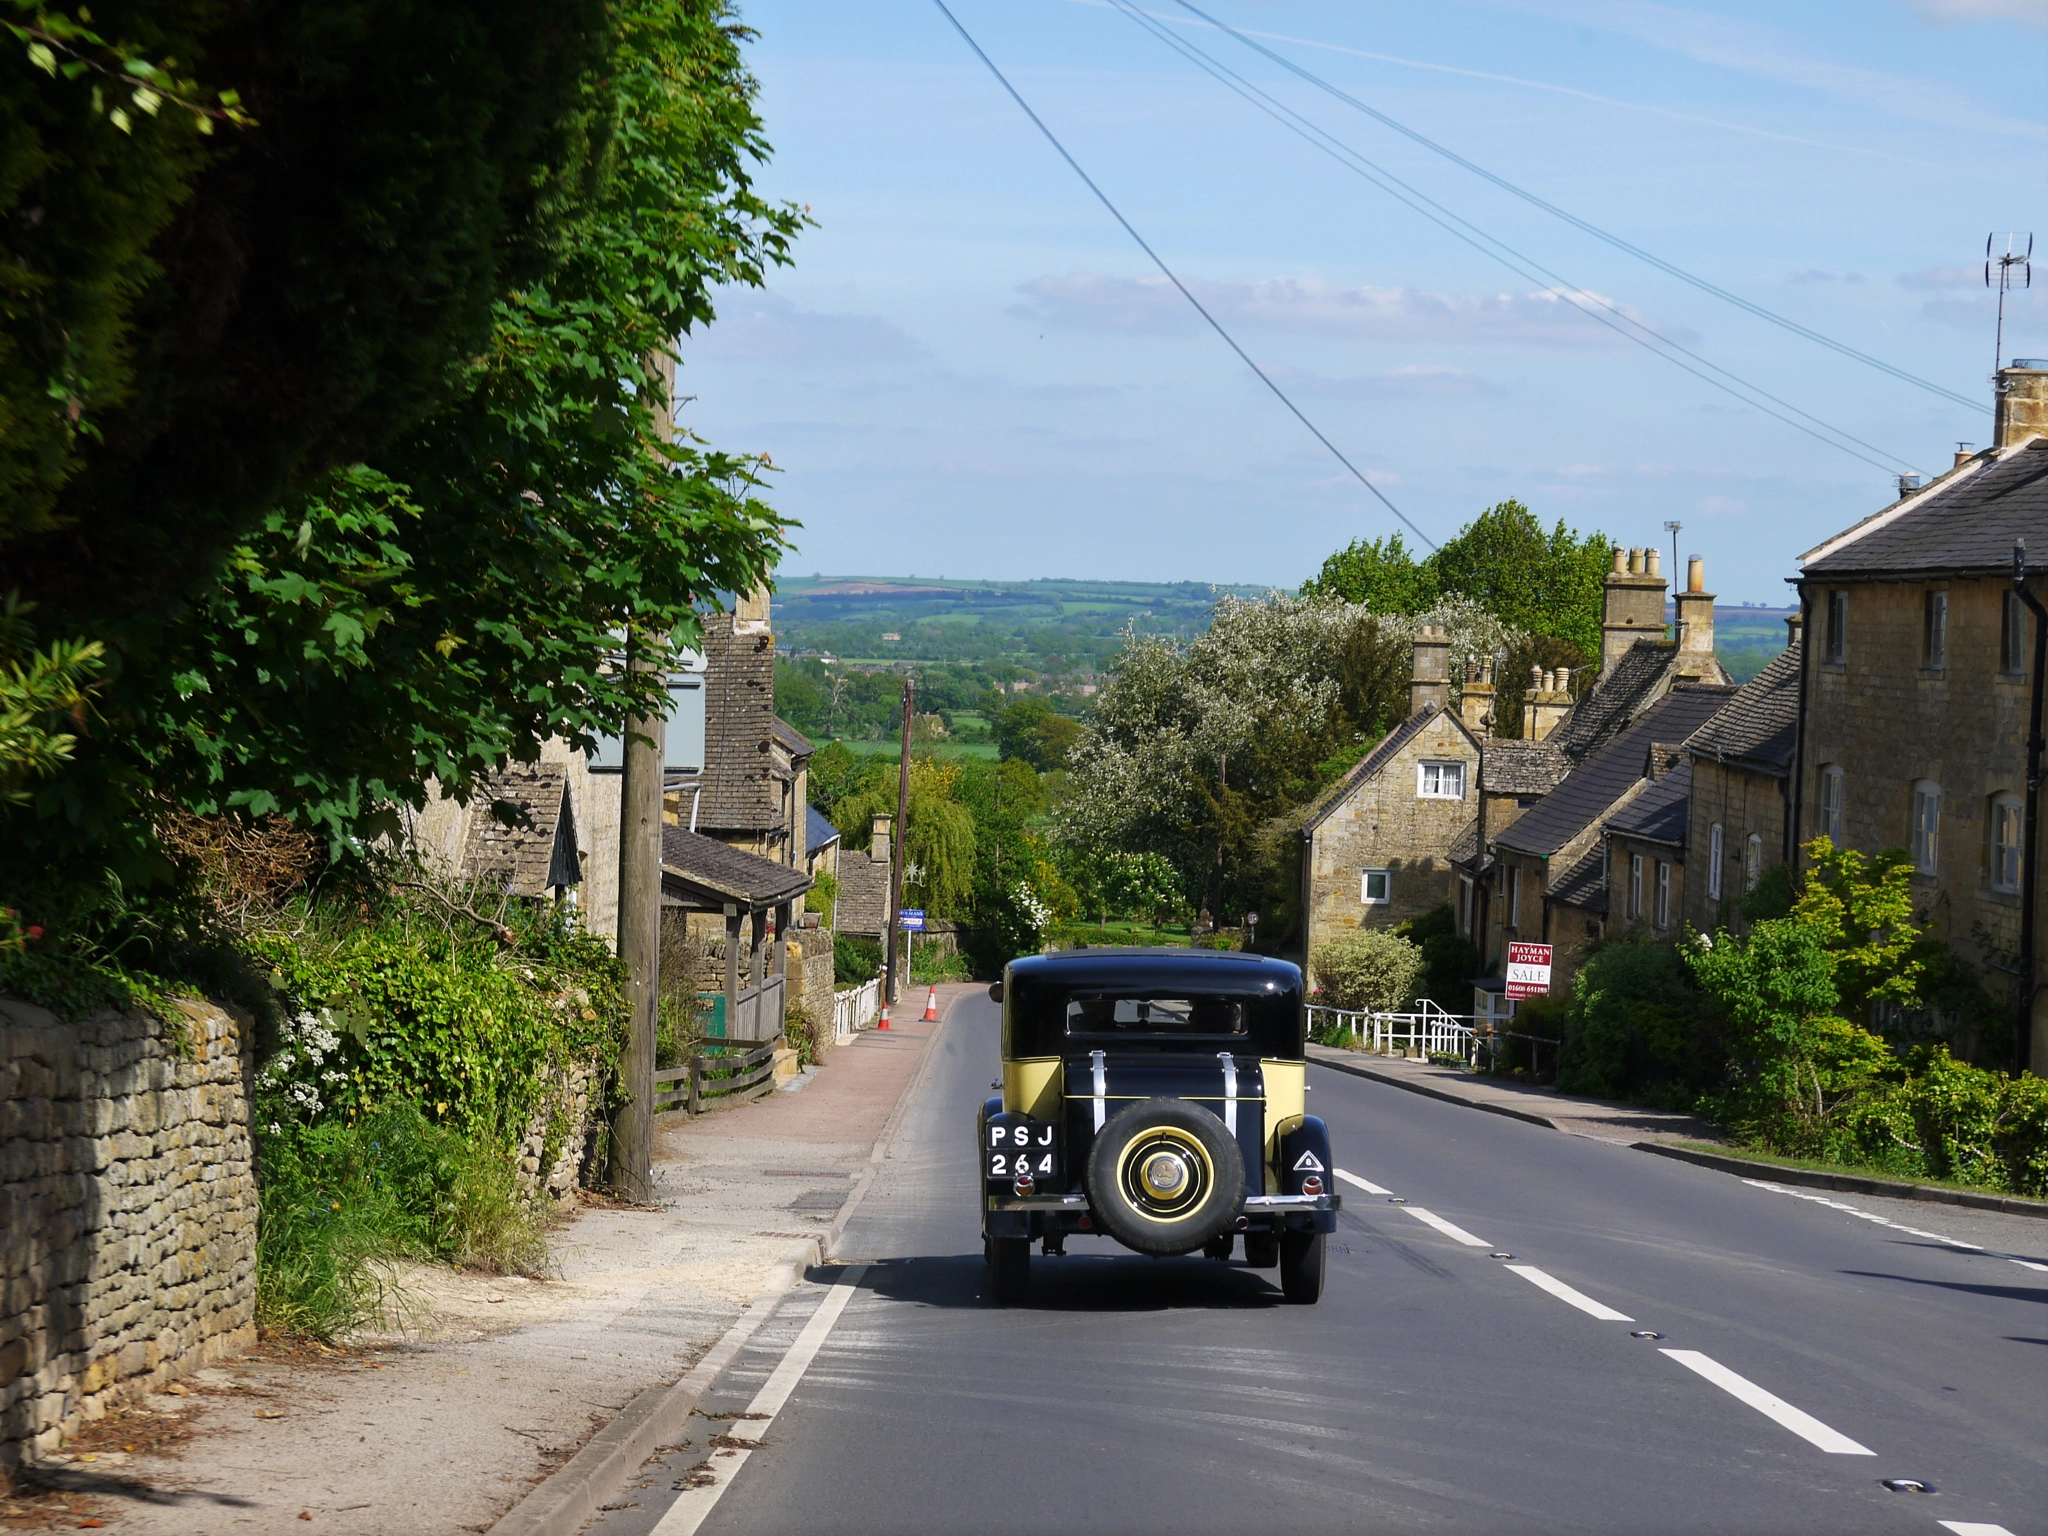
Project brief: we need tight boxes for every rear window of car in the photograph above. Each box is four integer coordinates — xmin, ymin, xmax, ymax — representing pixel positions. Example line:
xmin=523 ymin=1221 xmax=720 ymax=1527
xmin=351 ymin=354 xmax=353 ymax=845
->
xmin=1064 ymin=995 xmax=1247 ymax=1035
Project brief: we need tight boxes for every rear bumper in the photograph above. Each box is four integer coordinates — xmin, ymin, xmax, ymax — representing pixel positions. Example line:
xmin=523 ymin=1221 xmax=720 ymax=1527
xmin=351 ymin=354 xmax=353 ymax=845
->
xmin=984 ymin=1190 xmax=1339 ymax=1240
xmin=987 ymin=1192 xmax=1339 ymax=1213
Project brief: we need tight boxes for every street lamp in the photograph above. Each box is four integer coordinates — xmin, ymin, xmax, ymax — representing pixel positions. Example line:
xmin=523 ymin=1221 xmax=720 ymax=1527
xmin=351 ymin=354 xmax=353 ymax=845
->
xmin=1244 ymin=910 xmax=1259 ymax=953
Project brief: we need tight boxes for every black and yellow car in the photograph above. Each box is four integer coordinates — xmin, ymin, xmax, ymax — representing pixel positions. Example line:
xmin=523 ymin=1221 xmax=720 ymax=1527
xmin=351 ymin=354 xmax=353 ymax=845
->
xmin=980 ymin=948 xmax=1339 ymax=1304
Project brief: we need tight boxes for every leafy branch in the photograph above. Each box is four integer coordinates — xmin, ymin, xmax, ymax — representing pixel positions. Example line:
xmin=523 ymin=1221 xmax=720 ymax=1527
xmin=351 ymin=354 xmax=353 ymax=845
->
xmin=7 ymin=2 xmax=253 ymax=134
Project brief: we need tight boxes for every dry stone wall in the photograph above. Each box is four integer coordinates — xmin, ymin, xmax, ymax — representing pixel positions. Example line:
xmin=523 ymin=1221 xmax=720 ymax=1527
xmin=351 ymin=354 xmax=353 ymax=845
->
xmin=0 ymin=995 xmax=256 ymax=1480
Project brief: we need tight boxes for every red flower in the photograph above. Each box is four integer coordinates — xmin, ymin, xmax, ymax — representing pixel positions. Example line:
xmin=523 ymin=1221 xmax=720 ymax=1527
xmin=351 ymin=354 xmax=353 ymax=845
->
xmin=25 ymin=926 xmax=44 ymax=940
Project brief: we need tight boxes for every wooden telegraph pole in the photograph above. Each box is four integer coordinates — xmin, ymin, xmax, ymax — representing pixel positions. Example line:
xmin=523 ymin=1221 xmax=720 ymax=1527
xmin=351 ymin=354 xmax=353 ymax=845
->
xmin=610 ymin=350 xmax=673 ymax=1204
xmin=885 ymin=674 xmax=914 ymax=1005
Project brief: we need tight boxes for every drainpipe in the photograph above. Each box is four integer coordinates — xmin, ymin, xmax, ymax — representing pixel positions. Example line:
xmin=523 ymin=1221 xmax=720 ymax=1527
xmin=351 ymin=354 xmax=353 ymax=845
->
xmin=1786 ymin=582 xmax=1815 ymax=874
xmin=2012 ymin=541 xmax=2045 ymax=1077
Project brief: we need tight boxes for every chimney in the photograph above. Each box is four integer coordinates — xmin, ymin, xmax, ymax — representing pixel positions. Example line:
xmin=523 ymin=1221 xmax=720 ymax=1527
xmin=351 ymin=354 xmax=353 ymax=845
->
xmin=1410 ymin=625 xmax=1450 ymax=716
xmin=1954 ymin=443 xmax=1976 ymax=469
xmin=734 ymin=584 xmax=772 ymax=635
xmin=1996 ymin=361 xmax=2048 ymax=449
xmin=1601 ymin=544 xmax=1670 ymax=680
xmin=1785 ymin=610 xmax=1803 ymax=651
xmin=1522 ymin=666 xmax=1572 ymax=742
xmin=1672 ymin=556 xmax=1716 ymax=678
xmin=1459 ymin=653 xmax=1496 ymax=736
xmin=870 ymin=813 xmax=892 ymax=866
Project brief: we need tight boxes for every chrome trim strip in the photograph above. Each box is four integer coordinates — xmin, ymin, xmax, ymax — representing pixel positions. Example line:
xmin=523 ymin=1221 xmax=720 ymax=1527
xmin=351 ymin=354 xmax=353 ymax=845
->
xmin=1241 ymin=1194 xmax=1341 ymax=1211
xmin=1090 ymin=1049 xmax=1106 ymax=1132
xmin=990 ymin=1194 xmax=1091 ymax=1211
xmin=1218 ymin=1052 xmax=1238 ymax=1135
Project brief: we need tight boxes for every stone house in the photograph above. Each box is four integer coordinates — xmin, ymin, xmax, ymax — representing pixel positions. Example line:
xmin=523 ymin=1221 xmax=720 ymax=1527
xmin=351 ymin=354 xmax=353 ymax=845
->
xmin=1791 ymin=361 xmax=2048 ymax=1069
xmin=1484 ymin=683 xmax=1738 ymax=994
xmin=1602 ymin=745 xmax=1692 ymax=941
xmin=1681 ymin=636 xmax=1802 ymax=934
xmin=1297 ymin=627 xmax=1481 ymax=971
xmin=689 ymin=589 xmax=813 ymax=873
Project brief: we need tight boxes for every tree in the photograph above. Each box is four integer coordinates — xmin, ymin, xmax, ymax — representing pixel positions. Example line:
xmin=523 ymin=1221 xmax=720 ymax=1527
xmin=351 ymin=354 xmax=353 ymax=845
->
xmin=993 ymin=698 xmax=1080 ymax=772
xmin=1301 ymin=531 xmax=1438 ymax=615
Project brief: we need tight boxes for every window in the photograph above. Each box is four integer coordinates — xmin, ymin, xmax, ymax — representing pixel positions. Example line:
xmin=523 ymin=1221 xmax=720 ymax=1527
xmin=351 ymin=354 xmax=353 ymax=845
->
xmin=1508 ymin=867 xmax=1522 ymax=931
xmin=1923 ymin=589 xmax=1948 ymax=669
xmin=1826 ymin=590 xmax=1848 ymax=664
xmin=1819 ymin=766 xmax=1844 ymax=845
xmin=1992 ymin=796 xmax=2023 ymax=892
xmin=1459 ymin=876 xmax=1474 ymax=935
xmin=1911 ymin=782 xmax=1941 ymax=874
xmin=1708 ymin=823 xmax=1725 ymax=899
xmin=1629 ymin=853 xmax=1644 ymax=919
xmin=1656 ymin=862 xmax=1671 ymax=929
xmin=1417 ymin=760 xmax=1466 ymax=799
xmin=1744 ymin=834 xmax=1763 ymax=893
xmin=1361 ymin=869 xmax=1390 ymax=905
xmin=2004 ymin=591 xmax=2029 ymax=675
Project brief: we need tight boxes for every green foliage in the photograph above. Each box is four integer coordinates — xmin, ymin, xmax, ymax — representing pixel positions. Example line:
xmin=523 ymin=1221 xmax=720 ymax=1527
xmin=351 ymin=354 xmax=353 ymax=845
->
xmin=993 ymin=698 xmax=1081 ymax=772
xmin=833 ymin=933 xmax=881 ymax=986
xmin=1393 ymin=904 xmax=1479 ymax=1014
xmin=0 ymin=594 xmax=103 ymax=804
xmin=1310 ymin=928 xmax=1425 ymax=1013
xmin=1062 ymin=848 xmax=1189 ymax=928
xmin=1557 ymin=938 xmax=1701 ymax=1101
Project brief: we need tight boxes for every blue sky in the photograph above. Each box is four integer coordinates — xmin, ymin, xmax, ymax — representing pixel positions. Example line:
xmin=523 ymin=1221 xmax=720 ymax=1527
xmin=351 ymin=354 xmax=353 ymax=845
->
xmin=679 ymin=0 xmax=2048 ymax=603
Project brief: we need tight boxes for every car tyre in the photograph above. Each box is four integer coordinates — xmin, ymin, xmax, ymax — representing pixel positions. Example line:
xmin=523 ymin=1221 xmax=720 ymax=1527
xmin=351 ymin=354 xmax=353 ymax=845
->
xmin=990 ymin=1236 xmax=1031 ymax=1303
xmin=1086 ymin=1098 xmax=1245 ymax=1257
xmin=1243 ymin=1232 xmax=1280 ymax=1269
xmin=1279 ymin=1230 xmax=1325 ymax=1304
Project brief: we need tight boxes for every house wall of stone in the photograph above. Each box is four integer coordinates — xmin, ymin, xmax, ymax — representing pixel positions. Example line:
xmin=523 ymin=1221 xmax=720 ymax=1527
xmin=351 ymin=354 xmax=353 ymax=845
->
xmin=1481 ymin=844 xmax=1607 ymax=997
xmin=1682 ymin=758 xmax=1786 ymax=935
xmin=0 ymin=997 xmax=256 ymax=1479
xmin=1305 ymin=716 xmax=1478 ymax=969
xmin=1607 ymin=832 xmax=1683 ymax=941
xmin=1798 ymin=573 xmax=2031 ymax=1059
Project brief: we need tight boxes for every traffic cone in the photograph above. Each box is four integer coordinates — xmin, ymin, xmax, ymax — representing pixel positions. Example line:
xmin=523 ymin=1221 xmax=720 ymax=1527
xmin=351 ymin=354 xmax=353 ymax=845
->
xmin=922 ymin=985 xmax=939 ymax=1022
xmin=878 ymin=1002 xmax=891 ymax=1031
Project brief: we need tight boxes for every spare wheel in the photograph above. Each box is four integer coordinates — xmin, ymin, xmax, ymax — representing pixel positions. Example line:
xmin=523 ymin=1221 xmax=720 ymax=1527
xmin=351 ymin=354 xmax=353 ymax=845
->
xmin=1086 ymin=1097 xmax=1245 ymax=1256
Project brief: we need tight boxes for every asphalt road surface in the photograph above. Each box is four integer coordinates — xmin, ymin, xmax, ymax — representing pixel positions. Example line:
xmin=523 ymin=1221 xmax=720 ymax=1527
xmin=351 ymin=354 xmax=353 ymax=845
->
xmin=587 ymin=992 xmax=2048 ymax=1536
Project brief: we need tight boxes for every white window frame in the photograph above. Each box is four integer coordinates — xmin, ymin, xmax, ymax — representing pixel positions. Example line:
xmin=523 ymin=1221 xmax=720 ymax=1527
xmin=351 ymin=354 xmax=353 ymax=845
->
xmin=1819 ymin=766 xmax=1844 ymax=845
xmin=1458 ymin=875 xmax=1474 ymax=935
xmin=1708 ymin=823 xmax=1724 ymax=900
xmin=1417 ymin=760 xmax=1466 ymax=800
xmin=1992 ymin=796 xmax=2023 ymax=893
xmin=1361 ymin=869 xmax=1391 ymax=905
xmin=1744 ymin=834 xmax=1763 ymax=893
xmin=1656 ymin=862 xmax=1671 ymax=929
xmin=1911 ymin=782 xmax=1940 ymax=875
xmin=1629 ymin=853 xmax=1644 ymax=919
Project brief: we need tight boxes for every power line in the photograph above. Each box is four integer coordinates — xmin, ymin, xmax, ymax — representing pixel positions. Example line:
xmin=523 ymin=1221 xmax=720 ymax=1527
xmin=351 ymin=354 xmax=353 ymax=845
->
xmin=1107 ymin=0 xmax=1916 ymax=477
xmin=928 ymin=0 xmax=1436 ymax=550
xmin=1167 ymin=0 xmax=1983 ymax=416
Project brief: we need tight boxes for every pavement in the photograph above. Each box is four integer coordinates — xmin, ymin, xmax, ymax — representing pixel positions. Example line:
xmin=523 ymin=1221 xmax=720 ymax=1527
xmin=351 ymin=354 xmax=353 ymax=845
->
xmin=581 ymin=989 xmax=2048 ymax=1536
xmin=35 ymin=986 xmax=971 ymax=1535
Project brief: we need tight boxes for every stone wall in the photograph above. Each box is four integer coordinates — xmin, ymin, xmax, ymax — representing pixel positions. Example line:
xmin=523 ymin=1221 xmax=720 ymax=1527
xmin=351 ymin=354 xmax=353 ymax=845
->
xmin=1682 ymin=757 xmax=1787 ymax=936
xmin=0 ymin=995 xmax=257 ymax=1480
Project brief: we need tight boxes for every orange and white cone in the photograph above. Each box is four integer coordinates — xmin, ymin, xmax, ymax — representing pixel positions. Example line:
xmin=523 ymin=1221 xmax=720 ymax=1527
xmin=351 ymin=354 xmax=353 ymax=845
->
xmin=878 ymin=1002 xmax=890 ymax=1031
xmin=922 ymin=985 xmax=939 ymax=1023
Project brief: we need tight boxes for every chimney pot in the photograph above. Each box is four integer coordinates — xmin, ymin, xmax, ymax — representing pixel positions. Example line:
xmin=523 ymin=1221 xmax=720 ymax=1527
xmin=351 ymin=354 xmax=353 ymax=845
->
xmin=1645 ymin=548 xmax=1662 ymax=578
xmin=1627 ymin=547 xmax=1643 ymax=575
xmin=1687 ymin=556 xmax=1704 ymax=594
xmin=1611 ymin=547 xmax=1627 ymax=575
xmin=1954 ymin=444 xmax=1975 ymax=469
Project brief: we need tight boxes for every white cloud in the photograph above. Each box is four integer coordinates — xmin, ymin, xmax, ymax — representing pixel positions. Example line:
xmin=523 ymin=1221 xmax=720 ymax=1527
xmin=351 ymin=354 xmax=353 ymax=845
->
xmin=685 ymin=291 xmax=927 ymax=368
xmin=1011 ymin=273 xmax=1675 ymax=348
xmin=1898 ymin=264 xmax=1985 ymax=288
xmin=1907 ymin=0 xmax=2048 ymax=27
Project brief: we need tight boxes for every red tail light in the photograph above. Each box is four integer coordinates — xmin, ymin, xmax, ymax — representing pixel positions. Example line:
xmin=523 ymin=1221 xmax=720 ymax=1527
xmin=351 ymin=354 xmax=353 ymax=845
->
xmin=1013 ymin=1171 xmax=1035 ymax=1196
xmin=1301 ymin=1175 xmax=1324 ymax=1197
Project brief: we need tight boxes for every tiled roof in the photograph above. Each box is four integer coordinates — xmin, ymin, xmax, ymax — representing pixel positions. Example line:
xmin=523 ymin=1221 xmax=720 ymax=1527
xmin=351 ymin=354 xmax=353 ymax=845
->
xmin=1494 ymin=685 xmax=1739 ymax=858
xmin=806 ymin=805 xmax=840 ymax=851
xmin=461 ymin=763 xmax=577 ymax=897
xmin=695 ymin=611 xmax=781 ymax=834
xmin=1547 ymin=640 xmax=1676 ymax=763
xmin=1685 ymin=641 xmax=1801 ymax=774
xmin=772 ymin=716 xmax=814 ymax=757
xmin=1605 ymin=758 xmax=1692 ymax=847
xmin=660 ymin=825 xmax=811 ymax=909
xmin=1549 ymin=843 xmax=1607 ymax=912
xmin=1802 ymin=438 xmax=2048 ymax=576
xmin=834 ymin=849 xmax=892 ymax=937
xmin=1302 ymin=703 xmax=1473 ymax=834
xmin=1483 ymin=739 xmax=1571 ymax=797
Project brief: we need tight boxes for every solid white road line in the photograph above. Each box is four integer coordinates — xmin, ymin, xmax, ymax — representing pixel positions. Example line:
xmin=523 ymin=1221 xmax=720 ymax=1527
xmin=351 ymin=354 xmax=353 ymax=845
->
xmin=1938 ymin=1523 xmax=2020 ymax=1535
xmin=1504 ymin=1264 xmax=1634 ymax=1321
xmin=1742 ymin=1179 xmax=2048 ymax=1278
xmin=1658 ymin=1349 xmax=1874 ymax=1456
xmin=1398 ymin=1205 xmax=1491 ymax=1247
xmin=649 ymin=1266 xmax=868 ymax=1536
xmin=1334 ymin=1167 xmax=1391 ymax=1195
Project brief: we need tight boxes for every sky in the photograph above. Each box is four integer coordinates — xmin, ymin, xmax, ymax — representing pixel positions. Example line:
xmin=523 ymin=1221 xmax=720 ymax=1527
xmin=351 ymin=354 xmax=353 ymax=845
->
xmin=677 ymin=0 xmax=2048 ymax=603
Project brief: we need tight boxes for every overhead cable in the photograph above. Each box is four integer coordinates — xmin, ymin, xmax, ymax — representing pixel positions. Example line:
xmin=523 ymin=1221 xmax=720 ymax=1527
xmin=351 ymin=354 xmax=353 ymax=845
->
xmin=1108 ymin=0 xmax=1916 ymax=477
xmin=1167 ymin=0 xmax=1982 ymax=415
xmin=929 ymin=0 xmax=1436 ymax=549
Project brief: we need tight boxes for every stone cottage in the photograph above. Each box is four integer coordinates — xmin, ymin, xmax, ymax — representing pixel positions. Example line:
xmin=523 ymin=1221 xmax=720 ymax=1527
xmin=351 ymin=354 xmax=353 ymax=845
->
xmin=1297 ymin=627 xmax=1482 ymax=966
xmin=1682 ymin=633 xmax=1802 ymax=934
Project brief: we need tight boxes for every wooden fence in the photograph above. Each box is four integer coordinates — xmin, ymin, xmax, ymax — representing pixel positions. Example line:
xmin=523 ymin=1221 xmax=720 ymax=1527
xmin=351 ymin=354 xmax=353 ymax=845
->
xmin=653 ymin=1038 xmax=779 ymax=1116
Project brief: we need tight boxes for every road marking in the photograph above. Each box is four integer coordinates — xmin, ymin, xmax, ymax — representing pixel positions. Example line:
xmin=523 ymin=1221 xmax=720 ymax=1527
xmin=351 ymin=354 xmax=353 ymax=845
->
xmin=1335 ymin=1167 xmax=1391 ymax=1195
xmin=1398 ymin=1206 xmax=1491 ymax=1247
xmin=1504 ymin=1264 xmax=1634 ymax=1321
xmin=1658 ymin=1349 xmax=1873 ymax=1455
xmin=1742 ymin=1179 xmax=2048 ymax=1277
xmin=1938 ymin=1523 xmax=2019 ymax=1535
xmin=649 ymin=1266 xmax=868 ymax=1535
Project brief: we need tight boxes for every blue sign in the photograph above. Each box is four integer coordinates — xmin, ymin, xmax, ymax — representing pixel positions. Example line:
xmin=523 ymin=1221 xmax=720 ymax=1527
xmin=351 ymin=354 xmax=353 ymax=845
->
xmin=898 ymin=908 xmax=927 ymax=931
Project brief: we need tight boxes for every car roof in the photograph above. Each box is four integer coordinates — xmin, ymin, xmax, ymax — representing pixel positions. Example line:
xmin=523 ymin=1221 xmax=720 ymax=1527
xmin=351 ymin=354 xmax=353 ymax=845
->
xmin=1007 ymin=948 xmax=1301 ymax=992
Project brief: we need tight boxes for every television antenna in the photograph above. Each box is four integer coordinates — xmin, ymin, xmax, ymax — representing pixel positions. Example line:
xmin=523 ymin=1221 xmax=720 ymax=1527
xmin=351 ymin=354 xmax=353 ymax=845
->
xmin=1987 ymin=232 xmax=2033 ymax=380
xmin=1662 ymin=521 xmax=1682 ymax=580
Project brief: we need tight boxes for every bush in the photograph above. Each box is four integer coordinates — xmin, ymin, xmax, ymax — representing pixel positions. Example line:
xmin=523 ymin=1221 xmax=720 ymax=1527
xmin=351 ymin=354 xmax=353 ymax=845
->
xmin=1394 ymin=904 xmax=1480 ymax=1014
xmin=1311 ymin=928 xmax=1424 ymax=1013
xmin=834 ymin=933 xmax=882 ymax=985
xmin=1557 ymin=938 xmax=1701 ymax=1101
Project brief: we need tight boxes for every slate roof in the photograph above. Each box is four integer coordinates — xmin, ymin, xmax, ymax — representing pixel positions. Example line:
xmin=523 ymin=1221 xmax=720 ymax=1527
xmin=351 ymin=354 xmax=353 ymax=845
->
xmin=694 ymin=611 xmax=782 ymax=834
xmin=1546 ymin=640 xmax=1676 ymax=763
xmin=1301 ymin=703 xmax=1473 ymax=835
xmin=461 ymin=763 xmax=579 ymax=897
xmin=1482 ymin=739 xmax=1571 ymax=797
xmin=1605 ymin=758 xmax=1692 ymax=848
xmin=1494 ymin=685 xmax=1739 ymax=858
xmin=773 ymin=716 xmax=814 ymax=757
xmin=806 ymin=805 xmax=840 ymax=852
xmin=834 ymin=849 xmax=892 ymax=938
xmin=1685 ymin=641 xmax=1801 ymax=774
xmin=659 ymin=824 xmax=811 ymax=909
xmin=1802 ymin=438 xmax=2048 ymax=577
xmin=1549 ymin=843 xmax=1608 ymax=912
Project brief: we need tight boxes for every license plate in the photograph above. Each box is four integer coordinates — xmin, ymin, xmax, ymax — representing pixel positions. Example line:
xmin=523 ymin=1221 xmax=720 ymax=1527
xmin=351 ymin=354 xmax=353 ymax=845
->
xmin=986 ymin=1119 xmax=1059 ymax=1181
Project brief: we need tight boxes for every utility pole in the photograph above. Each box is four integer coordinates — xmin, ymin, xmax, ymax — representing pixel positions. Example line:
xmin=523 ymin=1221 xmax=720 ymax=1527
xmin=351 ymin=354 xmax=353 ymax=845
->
xmin=610 ymin=350 xmax=674 ymax=1205
xmin=885 ymin=674 xmax=914 ymax=1005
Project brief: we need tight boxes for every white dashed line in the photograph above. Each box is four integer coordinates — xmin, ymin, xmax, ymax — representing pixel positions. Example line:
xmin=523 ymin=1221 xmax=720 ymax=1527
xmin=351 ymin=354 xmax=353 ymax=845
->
xmin=1938 ymin=1523 xmax=2019 ymax=1535
xmin=1334 ymin=1167 xmax=1391 ymax=1195
xmin=650 ymin=1266 xmax=868 ymax=1535
xmin=1659 ymin=1349 xmax=1874 ymax=1455
xmin=1504 ymin=1264 xmax=1634 ymax=1321
xmin=1398 ymin=1205 xmax=1492 ymax=1246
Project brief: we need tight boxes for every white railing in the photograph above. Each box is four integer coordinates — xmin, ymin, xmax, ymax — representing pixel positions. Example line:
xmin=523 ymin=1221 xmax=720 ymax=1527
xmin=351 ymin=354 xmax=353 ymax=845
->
xmin=833 ymin=975 xmax=882 ymax=1044
xmin=1308 ymin=998 xmax=1560 ymax=1075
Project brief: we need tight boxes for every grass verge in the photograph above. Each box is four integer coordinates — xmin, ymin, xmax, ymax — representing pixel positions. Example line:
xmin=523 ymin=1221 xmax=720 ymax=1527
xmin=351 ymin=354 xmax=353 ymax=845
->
xmin=1668 ymin=1139 xmax=2041 ymax=1201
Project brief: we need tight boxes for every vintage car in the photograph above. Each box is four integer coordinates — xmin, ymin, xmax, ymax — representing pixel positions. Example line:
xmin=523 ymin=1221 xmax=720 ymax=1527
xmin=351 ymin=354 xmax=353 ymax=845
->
xmin=980 ymin=948 xmax=1339 ymax=1304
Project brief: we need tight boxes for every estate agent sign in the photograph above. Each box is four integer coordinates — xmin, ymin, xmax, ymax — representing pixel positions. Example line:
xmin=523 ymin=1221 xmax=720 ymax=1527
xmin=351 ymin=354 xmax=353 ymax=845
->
xmin=1505 ymin=941 xmax=1553 ymax=999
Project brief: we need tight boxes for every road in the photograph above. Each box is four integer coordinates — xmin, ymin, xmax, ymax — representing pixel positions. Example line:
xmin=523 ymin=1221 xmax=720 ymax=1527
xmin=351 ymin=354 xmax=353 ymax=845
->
xmin=586 ymin=991 xmax=2048 ymax=1535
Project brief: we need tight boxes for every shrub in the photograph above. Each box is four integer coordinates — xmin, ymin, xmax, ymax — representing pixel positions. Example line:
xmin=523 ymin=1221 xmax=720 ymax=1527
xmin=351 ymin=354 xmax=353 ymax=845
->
xmin=1311 ymin=928 xmax=1424 ymax=1013
xmin=834 ymin=933 xmax=882 ymax=985
xmin=1393 ymin=904 xmax=1481 ymax=1015
xmin=1558 ymin=938 xmax=1701 ymax=1101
